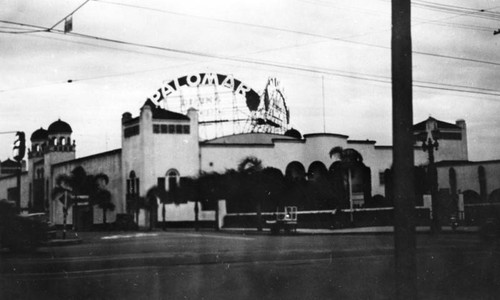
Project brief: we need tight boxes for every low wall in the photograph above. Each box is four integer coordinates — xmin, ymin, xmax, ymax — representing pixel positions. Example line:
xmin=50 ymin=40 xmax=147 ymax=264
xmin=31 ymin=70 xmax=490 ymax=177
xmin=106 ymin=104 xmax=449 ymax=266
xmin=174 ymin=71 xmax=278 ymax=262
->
xmin=223 ymin=207 xmax=432 ymax=229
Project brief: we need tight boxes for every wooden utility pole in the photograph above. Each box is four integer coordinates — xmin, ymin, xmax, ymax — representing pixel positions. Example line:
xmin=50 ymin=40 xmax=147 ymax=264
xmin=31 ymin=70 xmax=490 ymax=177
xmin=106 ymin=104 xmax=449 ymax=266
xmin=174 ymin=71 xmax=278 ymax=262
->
xmin=392 ymin=0 xmax=417 ymax=299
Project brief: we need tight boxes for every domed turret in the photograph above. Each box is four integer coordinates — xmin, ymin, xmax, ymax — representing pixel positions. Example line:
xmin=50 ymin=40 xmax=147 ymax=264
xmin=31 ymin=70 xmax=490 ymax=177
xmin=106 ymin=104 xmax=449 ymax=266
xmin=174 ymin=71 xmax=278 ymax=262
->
xmin=48 ymin=119 xmax=72 ymax=135
xmin=284 ymin=128 xmax=302 ymax=139
xmin=30 ymin=127 xmax=48 ymax=141
xmin=29 ymin=127 xmax=49 ymax=158
xmin=47 ymin=119 xmax=74 ymax=152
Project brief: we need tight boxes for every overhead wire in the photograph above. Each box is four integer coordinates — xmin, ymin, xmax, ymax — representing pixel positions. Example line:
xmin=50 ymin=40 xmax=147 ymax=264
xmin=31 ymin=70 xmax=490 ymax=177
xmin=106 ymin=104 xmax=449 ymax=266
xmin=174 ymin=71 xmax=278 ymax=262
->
xmin=2 ymin=1 xmax=500 ymax=99
xmin=2 ymin=19 xmax=500 ymax=98
xmin=49 ymin=0 xmax=92 ymax=31
xmin=87 ymin=1 xmax=500 ymax=68
xmin=411 ymin=0 xmax=500 ymax=21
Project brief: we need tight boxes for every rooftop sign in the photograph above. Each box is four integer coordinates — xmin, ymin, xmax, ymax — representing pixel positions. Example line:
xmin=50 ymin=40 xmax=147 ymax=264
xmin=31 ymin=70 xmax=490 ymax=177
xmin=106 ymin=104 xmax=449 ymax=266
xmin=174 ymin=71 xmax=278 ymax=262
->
xmin=149 ymin=73 xmax=260 ymax=111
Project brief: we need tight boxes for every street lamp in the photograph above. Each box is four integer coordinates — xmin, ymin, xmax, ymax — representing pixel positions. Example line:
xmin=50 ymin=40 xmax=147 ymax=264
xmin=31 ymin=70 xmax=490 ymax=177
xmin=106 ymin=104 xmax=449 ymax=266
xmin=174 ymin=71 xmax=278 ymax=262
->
xmin=422 ymin=136 xmax=439 ymax=164
xmin=421 ymin=128 xmax=440 ymax=233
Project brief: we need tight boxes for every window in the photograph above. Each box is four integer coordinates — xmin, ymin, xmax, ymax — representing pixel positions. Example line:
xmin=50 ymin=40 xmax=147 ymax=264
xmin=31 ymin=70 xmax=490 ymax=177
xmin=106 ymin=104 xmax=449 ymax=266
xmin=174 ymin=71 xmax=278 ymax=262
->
xmin=153 ymin=124 xmax=160 ymax=134
xmin=161 ymin=124 xmax=168 ymax=134
xmin=166 ymin=169 xmax=179 ymax=192
xmin=168 ymin=125 xmax=175 ymax=134
xmin=175 ymin=125 xmax=183 ymax=134
xmin=124 ymin=125 xmax=140 ymax=138
xmin=153 ymin=123 xmax=190 ymax=135
xmin=379 ymin=172 xmax=385 ymax=186
xmin=127 ymin=171 xmax=139 ymax=196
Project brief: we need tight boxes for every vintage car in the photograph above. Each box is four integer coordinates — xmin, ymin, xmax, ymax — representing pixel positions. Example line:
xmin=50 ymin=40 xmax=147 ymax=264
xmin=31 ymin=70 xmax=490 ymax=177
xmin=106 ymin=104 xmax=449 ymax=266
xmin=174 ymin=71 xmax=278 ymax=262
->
xmin=267 ymin=206 xmax=298 ymax=234
xmin=0 ymin=201 xmax=50 ymax=251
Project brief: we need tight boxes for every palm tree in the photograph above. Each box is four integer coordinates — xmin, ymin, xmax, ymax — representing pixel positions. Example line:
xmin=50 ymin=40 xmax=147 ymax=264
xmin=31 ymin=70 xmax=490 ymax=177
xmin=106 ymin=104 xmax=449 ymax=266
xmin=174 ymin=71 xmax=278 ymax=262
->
xmin=91 ymin=173 xmax=115 ymax=227
xmin=237 ymin=156 xmax=263 ymax=174
xmin=237 ymin=156 xmax=265 ymax=231
xmin=52 ymin=166 xmax=90 ymax=238
xmin=328 ymin=147 xmax=370 ymax=224
xmin=329 ymin=146 xmax=363 ymax=164
xmin=197 ymin=172 xmax=224 ymax=230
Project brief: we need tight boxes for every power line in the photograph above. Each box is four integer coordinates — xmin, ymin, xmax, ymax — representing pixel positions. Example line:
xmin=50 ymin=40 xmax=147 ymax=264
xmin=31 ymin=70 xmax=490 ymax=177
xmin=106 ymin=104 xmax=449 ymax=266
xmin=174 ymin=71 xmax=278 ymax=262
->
xmin=49 ymin=0 xmax=92 ymax=31
xmin=411 ymin=0 xmax=500 ymax=21
xmin=2 ymin=4 xmax=499 ymax=69
xmin=2 ymin=20 xmax=500 ymax=98
xmin=88 ymin=1 xmax=500 ymax=67
xmin=300 ymin=0 xmax=498 ymax=32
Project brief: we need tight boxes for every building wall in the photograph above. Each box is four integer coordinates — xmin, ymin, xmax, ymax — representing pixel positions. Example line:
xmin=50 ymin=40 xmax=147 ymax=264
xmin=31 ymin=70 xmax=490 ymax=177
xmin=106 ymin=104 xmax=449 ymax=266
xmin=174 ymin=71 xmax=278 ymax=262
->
xmin=0 ymin=172 xmax=30 ymax=210
xmin=147 ymin=109 xmax=200 ymax=189
xmin=437 ymin=161 xmax=500 ymax=197
xmin=51 ymin=150 xmax=122 ymax=225
xmin=201 ymin=133 xmax=438 ymax=198
xmin=121 ymin=106 xmax=201 ymax=198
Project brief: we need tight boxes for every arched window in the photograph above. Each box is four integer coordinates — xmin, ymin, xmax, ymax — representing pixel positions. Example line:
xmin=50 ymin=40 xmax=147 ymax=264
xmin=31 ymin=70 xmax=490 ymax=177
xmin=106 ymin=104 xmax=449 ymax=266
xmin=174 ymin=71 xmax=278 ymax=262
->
xmin=308 ymin=161 xmax=328 ymax=181
xmin=463 ymin=190 xmax=480 ymax=205
xmin=449 ymin=168 xmax=457 ymax=195
xmin=489 ymin=189 xmax=500 ymax=203
xmin=166 ymin=169 xmax=179 ymax=192
xmin=127 ymin=170 xmax=139 ymax=196
xmin=60 ymin=137 xmax=66 ymax=146
xmin=53 ymin=137 xmax=58 ymax=146
xmin=285 ymin=161 xmax=306 ymax=182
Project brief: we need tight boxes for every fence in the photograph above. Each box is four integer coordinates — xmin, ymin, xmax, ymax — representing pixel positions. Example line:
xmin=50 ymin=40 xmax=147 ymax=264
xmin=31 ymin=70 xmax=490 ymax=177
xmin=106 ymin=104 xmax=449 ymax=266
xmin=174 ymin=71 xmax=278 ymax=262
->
xmin=223 ymin=206 xmax=432 ymax=229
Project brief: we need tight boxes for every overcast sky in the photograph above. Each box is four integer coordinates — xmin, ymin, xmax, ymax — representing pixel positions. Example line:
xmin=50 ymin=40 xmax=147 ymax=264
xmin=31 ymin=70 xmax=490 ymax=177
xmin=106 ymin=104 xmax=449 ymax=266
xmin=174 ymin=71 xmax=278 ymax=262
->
xmin=1 ymin=0 xmax=500 ymax=163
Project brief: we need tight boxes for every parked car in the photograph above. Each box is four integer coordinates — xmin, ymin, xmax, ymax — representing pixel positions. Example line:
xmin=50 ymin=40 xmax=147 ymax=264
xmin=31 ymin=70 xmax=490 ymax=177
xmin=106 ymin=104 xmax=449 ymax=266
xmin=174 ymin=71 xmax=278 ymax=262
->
xmin=0 ymin=201 xmax=50 ymax=251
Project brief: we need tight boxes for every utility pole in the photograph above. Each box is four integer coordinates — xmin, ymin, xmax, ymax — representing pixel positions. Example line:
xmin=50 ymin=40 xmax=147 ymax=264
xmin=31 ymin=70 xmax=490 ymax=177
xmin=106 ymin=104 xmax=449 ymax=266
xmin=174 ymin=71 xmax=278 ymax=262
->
xmin=392 ymin=0 xmax=417 ymax=299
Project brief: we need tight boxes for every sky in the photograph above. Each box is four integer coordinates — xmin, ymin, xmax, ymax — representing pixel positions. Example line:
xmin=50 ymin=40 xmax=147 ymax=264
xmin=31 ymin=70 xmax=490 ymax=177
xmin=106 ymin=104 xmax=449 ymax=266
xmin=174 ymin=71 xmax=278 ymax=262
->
xmin=1 ymin=0 xmax=500 ymax=162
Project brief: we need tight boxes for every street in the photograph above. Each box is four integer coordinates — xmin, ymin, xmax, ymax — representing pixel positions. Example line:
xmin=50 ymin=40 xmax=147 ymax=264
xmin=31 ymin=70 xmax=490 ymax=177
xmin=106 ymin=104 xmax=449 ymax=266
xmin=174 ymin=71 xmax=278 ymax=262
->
xmin=1 ymin=231 xmax=499 ymax=299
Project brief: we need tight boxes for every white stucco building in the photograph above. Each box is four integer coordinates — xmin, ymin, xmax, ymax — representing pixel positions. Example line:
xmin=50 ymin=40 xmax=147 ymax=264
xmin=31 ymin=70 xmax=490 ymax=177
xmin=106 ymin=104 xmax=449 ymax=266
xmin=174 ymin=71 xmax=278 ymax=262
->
xmin=1 ymin=98 xmax=498 ymax=228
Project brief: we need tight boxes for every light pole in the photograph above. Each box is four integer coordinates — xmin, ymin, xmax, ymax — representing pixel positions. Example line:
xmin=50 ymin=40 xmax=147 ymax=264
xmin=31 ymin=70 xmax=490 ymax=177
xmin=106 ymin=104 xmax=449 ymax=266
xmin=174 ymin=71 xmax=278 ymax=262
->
xmin=422 ymin=132 xmax=440 ymax=233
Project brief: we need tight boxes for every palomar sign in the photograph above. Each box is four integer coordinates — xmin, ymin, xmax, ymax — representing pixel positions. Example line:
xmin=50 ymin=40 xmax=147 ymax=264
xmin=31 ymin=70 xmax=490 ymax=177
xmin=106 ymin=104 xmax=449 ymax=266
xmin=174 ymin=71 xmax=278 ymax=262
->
xmin=149 ymin=73 xmax=261 ymax=111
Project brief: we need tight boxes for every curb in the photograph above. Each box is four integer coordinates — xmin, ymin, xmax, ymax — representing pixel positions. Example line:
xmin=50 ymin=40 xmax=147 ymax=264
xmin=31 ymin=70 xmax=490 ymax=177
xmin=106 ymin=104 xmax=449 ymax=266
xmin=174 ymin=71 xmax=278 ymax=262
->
xmin=44 ymin=238 xmax=83 ymax=246
xmin=221 ymin=226 xmax=481 ymax=235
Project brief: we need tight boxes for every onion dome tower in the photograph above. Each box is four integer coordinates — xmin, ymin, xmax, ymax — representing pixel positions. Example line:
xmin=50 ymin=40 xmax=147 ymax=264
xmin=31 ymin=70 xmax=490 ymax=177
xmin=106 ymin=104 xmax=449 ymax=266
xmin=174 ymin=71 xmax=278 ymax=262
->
xmin=28 ymin=127 xmax=48 ymax=158
xmin=47 ymin=119 xmax=75 ymax=152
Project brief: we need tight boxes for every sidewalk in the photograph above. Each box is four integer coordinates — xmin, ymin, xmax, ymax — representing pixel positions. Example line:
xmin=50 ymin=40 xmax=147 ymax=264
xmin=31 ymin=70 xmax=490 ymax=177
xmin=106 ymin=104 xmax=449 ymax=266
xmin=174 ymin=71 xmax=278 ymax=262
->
xmin=40 ymin=225 xmax=481 ymax=246
xmin=45 ymin=230 xmax=83 ymax=246
xmin=222 ymin=225 xmax=481 ymax=235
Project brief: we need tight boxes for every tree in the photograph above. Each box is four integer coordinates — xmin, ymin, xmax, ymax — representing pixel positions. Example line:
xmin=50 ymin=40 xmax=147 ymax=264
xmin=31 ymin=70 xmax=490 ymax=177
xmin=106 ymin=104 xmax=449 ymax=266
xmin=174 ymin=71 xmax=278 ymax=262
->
xmin=91 ymin=173 xmax=115 ymax=227
xmin=53 ymin=167 xmax=115 ymax=233
xmin=237 ymin=156 xmax=265 ymax=231
xmin=328 ymin=147 xmax=370 ymax=210
xmin=52 ymin=166 xmax=91 ymax=237
xmin=196 ymin=172 xmax=225 ymax=230
xmin=260 ymin=167 xmax=286 ymax=211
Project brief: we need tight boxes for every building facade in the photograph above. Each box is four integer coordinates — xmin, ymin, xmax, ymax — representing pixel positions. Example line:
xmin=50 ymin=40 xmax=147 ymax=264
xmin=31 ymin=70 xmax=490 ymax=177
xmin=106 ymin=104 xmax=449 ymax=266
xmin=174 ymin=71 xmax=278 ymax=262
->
xmin=1 ymin=99 xmax=498 ymax=227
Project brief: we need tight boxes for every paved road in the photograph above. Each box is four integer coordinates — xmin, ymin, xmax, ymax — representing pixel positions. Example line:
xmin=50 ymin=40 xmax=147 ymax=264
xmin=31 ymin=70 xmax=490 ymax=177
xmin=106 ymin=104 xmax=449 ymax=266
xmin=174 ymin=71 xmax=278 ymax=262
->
xmin=1 ymin=231 xmax=499 ymax=299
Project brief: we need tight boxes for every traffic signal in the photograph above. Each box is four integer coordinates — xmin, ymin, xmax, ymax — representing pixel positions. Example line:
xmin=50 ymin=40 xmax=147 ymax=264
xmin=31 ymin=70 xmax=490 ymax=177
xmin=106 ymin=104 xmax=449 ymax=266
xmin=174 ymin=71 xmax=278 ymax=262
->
xmin=13 ymin=131 xmax=26 ymax=161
